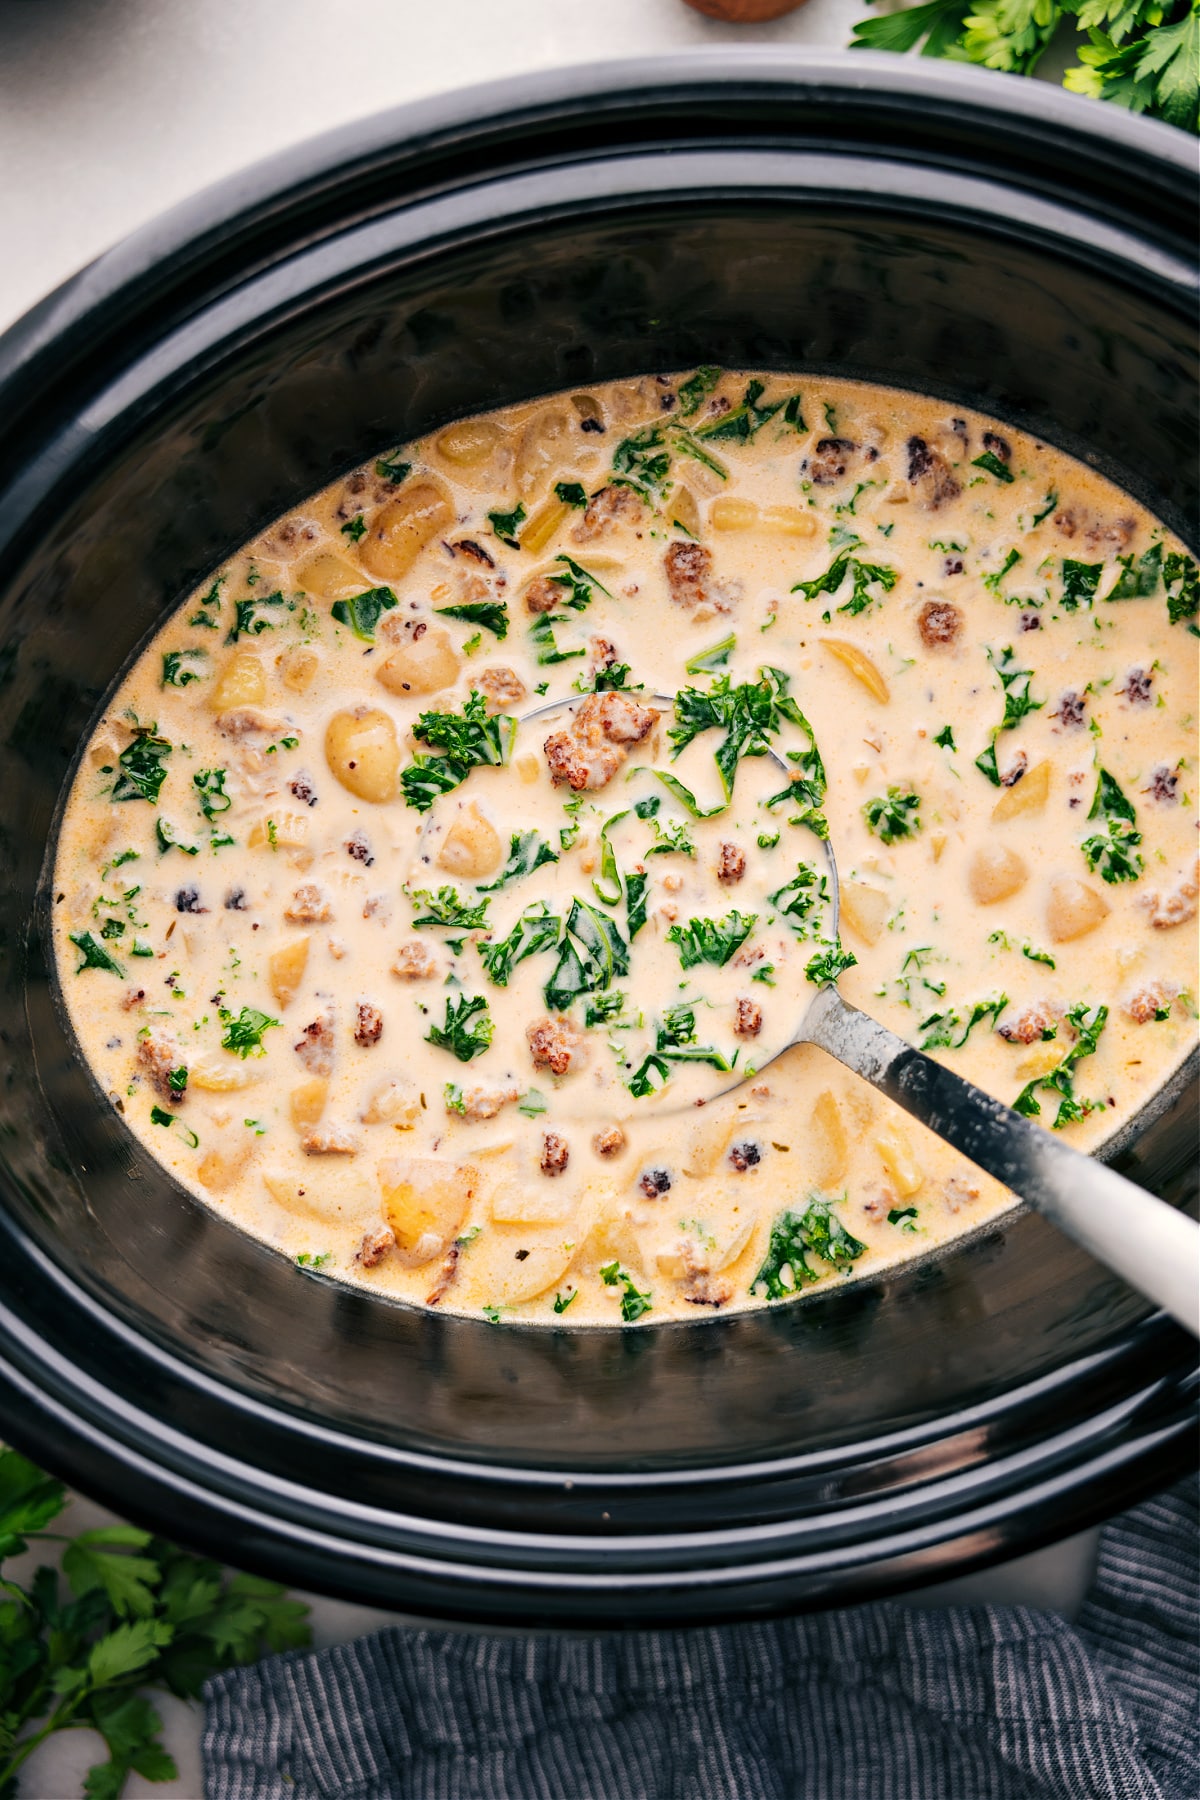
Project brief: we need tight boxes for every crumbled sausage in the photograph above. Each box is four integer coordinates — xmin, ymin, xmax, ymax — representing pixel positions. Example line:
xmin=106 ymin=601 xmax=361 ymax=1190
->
xmin=426 ymin=1239 xmax=462 ymax=1304
xmin=540 ymin=1132 xmax=570 ymax=1176
xmin=981 ymin=431 xmax=1010 ymax=463
xmin=1052 ymin=692 xmax=1087 ymax=729
xmin=999 ymin=749 xmax=1029 ymax=788
xmin=729 ymin=1141 xmax=762 ymax=1172
xmin=1053 ymin=509 xmax=1134 ymax=550
xmin=295 ymin=1011 xmax=335 ymax=1077
xmin=354 ymin=1002 xmax=383 ymax=1046
xmin=944 ymin=1173 xmax=981 ymax=1213
xmin=543 ymin=691 xmax=657 ymax=790
xmin=682 ymin=1272 xmax=733 ymax=1309
xmin=717 ymin=842 xmax=746 ymax=885
xmin=345 ymin=829 xmax=374 ymax=866
xmin=285 ymin=884 xmax=331 ymax=923
xmin=943 ymin=555 xmax=964 ymax=577
xmin=593 ymin=1125 xmax=626 ymax=1158
xmin=1124 ymin=986 xmax=1172 ymax=1024
xmin=917 ymin=599 xmax=962 ymax=648
xmin=1148 ymin=766 xmax=1179 ymax=804
xmin=523 ymin=576 xmax=561 ymax=615
xmin=1120 ymin=667 xmax=1153 ymax=704
xmin=1019 ymin=613 xmax=1041 ymax=633
xmin=906 ymin=436 xmax=961 ymax=509
xmin=527 ymin=1015 xmax=586 ymax=1076
xmin=363 ymin=894 xmax=390 ymax=922
xmin=453 ymin=1086 xmax=519 ymax=1120
xmin=1141 ymin=859 xmax=1199 ymax=929
xmin=476 ymin=665 xmax=527 ymax=711
xmin=137 ymin=1033 xmax=185 ymax=1104
xmin=224 ymin=887 xmax=248 ymax=911
xmin=639 ymin=1168 xmax=672 ymax=1198
xmin=998 ymin=1002 xmax=1061 ymax=1045
xmin=300 ymin=1122 xmax=359 ymax=1156
xmin=289 ymin=771 xmax=318 ymax=807
xmin=572 ymin=484 xmax=643 ymax=542
xmin=392 ymin=940 xmax=438 ymax=980
xmin=588 ymin=636 xmax=620 ymax=676
xmin=357 ymin=1224 xmax=396 ymax=1269
xmin=175 ymin=886 xmax=207 ymax=914
xmin=805 ymin=437 xmax=859 ymax=485
xmin=216 ymin=707 xmax=287 ymax=742
xmin=664 ymin=541 xmax=715 ymax=611
xmin=734 ymin=997 xmax=763 ymax=1038
xmin=733 ymin=941 xmax=767 ymax=969
xmin=122 ymin=987 xmax=146 ymax=1011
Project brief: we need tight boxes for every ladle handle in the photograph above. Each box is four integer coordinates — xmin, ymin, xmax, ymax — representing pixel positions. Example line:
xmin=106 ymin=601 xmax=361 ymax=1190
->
xmin=799 ymin=985 xmax=1199 ymax=1336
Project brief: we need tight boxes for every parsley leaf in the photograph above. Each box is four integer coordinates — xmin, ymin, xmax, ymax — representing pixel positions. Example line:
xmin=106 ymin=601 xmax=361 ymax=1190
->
xmin=426 ymin=991 xmax=494 ymax=1061
xmin=219 ymin=1007 xmax=280 ymax=1058
xmin=375 ymin=452 xmax=411 ymax=483
xmin=864 ymin=787 xmax=921 ymax=844
xmin=599 ymin=1261 xmax=652 ymax=1321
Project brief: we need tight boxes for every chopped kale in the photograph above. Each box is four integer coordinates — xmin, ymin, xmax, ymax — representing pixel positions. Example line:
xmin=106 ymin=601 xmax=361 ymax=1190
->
xmin=478 ymin=903 xmax=561 ymax=986
xmin=225 ymin=590 xmax=286 ymax=643
xmin=768 ymin=861 xmax=828 ymax=936
xmin=1022 ymin=943 xmax=1056 ymax=968
xmin=685 ymin=633 xmax=737 ymax=675
xmin=401 ymin=691 xmax=517 ymax=811
xmin=552 ymin=1287 xmax=578 ymax=1314
xmin=599 ymin=1261 xmax=652 ymax=1322
xmin=434 ymin=599 xmax=509 ymax=640
xmin=193 ymin=767 xmax=232 ymax=821
xmin=154 ymin=818 xmax=199 ymax=857
xmin=863 ymin=787 xmax=921 ymax=844
xmin=611 ymin=425 xmax=672 ymax=498
xmin=1013 ymin=1002 xmax=1108 ymax=1128
xmin=477 ymin=831 xmax=559 ymax=892
xmin=792 ymin=548 xmax=898 ymax=617
xmin=111 ymin=722 xmax=172 ymax=805
xmin=1061 ymin=559 xmax=1103 ymax=611
xmin=543 ymin=898 xmax=629 ymax=1008
xmin=375 ymin=453 xmax=411 ymax=483
xmin=805 ymin=941 xmax=857 ymax=985
xmin=425 ymin=992 xmax=494 ymax=1062
xmin=592 ymin=811 xmax=628 ymax=905
xmin=933 ymin=725 xmax=956 ymax=750
xmin=972 ymin=450 xmax=1015 ymax=483
xmin=975 ymin=644 xmax=1043 ymax=786
xmin=161 ymin=649 xmax=208 ymax=688
xmin=645 ymin=817 xmax=694 ymax=858
xmin=410 ymin=887 xmax=492 ymax=930
xmin=625 ymin=870 xmax=649 ymax=941
xmin=1081 ymin=768 xmax=1144 ymax=883
xmin=1108 ymin=542 xmax=1162 ymax=600
xmin=487 ymin=503 xmax=527 ymax=549
xmin=678 ymin=366 xmax=721 ymax=416
xmin=69 ymin=931 xmax=124 ymax=976
xmin=554 ymin=481 xmax=588 ymax=508
xmin=518 ymin=1090 xmax=548 ymax=1117
xmin=666 ymin=910 xmax=756 ymax=970
xmin=340 ymin=514 xmax=367 ymax=543
xmin=585 ymin=990 xmax=626 ymax=1027
xmin=695 ymin=377 xmax=782 ymax=443
xmin=751 ymin=1198 xmax=865 ymax=1298
xmin=528 ymin=612 xmax=586 ymax=665
xmin=1164 ymin=551 xmax=1199 ymax=625
xmin=670 ymin=666 xmax=807 ymax=803
xmin=919 ymin=993 xmax=1009 ymax=1050
xmin=983 ymin=548 xmax=1022 ymax=595
xmin=330 ymin=585 xmax=398 ymax=642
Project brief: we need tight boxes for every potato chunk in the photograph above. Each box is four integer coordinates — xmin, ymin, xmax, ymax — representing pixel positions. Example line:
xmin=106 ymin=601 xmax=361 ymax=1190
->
xmin=325 ymin=706 xmax=400 ymax=803
xmin=458 ymin=1221 xmax=579 ymax=1306
xmin=210 ymin=652 xmax=266 ymax=713
xmin=810 ymin=1090 xmax=848 ymax=1187
xmin=359 ymin=483 xmax=453 ymax=581
xmin=968 ymin=844 xmax=1028 ymax=905
xmin=268 ymin=936 xmax=310 ymax=1008
xmin=840 ymin=880 xmax=890 ymax=945
xmin=1047 ymin=876 xmax=1111 ymax=942
xmin=379 ymin=1157 xmax=477 ymax=1266
xmin=289 ymin=1078 xmax=328 ymax=1128
xmin=992 ymin=760 xmax=1051 ymax=821
xmin=296 ymin=553 xmax=368 ymax=601
xmin=823 ymin=639 xmax=890 ymax=704
xmin=437 ymin=804 xmax=503 ymax=878
xmin=375 ymin=625 xmax=460 ymax=698
xmin=875 ymin=1125 xmax=924 ymax=1197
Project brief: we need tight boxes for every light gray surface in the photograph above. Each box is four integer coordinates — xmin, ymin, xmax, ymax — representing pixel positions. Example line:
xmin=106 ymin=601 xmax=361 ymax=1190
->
xmin=0 ymin=1 xmax=1101 ymax=1793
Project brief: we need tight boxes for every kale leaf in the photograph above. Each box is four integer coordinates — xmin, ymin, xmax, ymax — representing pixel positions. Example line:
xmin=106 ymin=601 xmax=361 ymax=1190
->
xmin=426 ymin=992 xmax=495 ymax=1061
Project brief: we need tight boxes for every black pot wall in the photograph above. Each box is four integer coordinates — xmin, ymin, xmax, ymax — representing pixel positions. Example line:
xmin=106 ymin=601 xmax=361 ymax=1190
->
xmin=0 ymin=53 xmax=1195 ymax=1623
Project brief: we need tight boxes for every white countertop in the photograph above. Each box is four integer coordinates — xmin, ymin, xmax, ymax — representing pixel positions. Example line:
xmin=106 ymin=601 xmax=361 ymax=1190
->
xmin=0 ymin=1 xmax=1099 ymax=1792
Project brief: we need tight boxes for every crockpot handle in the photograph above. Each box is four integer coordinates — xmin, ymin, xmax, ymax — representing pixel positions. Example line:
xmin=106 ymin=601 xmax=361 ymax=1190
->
xmin=800 ymin=985 xmax=1200 ymax=1337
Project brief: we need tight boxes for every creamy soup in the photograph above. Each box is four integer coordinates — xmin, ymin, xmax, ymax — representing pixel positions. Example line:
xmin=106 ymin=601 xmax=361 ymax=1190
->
xmin=52 ymin=373 xmax=1199 ymax=1325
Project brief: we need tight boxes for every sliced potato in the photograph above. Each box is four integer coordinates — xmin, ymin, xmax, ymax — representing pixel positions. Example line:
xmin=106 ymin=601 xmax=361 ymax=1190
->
xmin=458 ymin=1221 xmax=580 ymax=1307
xmin=670 ymin=486 xmax=701 ymax=538
xmin=992 ymin=759 xmax=1051 ymax=821
xmin=296 ymin=553 xmax=367 ymax=602
xmin=682 ymin=1109 xmax=738 ymax=1179
xmin=968 ymin=844 xmax=1028 ymax=905
xmin=840 ymin=880 xmax=890 ymax=946
xmin=810 ymin=1089 xmax=848 ymax=1187
xmin=268 ymin=936 xmax=310 ymax=1008
xmin=263 ymin=1167 xmax=379 ymax=1226
xmin=760 ymin=504 xmax=816 ymax=537
xmin=375 ymin=626 xmax=459 ymax=698
xmin=710 ymin=496 xmax=757 ymax=532
xmin=436 ymin=419 xmax=505 ymax=467
xmin=196 ymin=1146 xmax=252 ymax=1192
xmin=278 ymin=646 xmax=319 ymax=693
xmin=190 ymin=1055 xmax=260 ymax=1093
xmin=360 ymin=1078 xmax=422 ymax=1128
xmin=520 ymin=498 xmax=570 ymax=556
xmin=875 ymin=1125 xmax=924 ymax=1197
xmin=490 ymin=1178 xmax=574 ymax=1226
xmin=823 ymin=639 xmax=890 ymax=703
xmin=289 ymin=1078 xmax=328 ymax=1128
xmin=250 ymin=812 xmax=309 ymax=852
xmin=437 ymin=804 xmax=503 ymax=878
xmin=379 ymin=1156 xmax=477 ymax=1265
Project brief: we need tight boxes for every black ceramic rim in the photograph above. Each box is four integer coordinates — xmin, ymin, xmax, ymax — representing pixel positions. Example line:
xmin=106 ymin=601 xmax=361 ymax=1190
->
xmin=0 ymin=51 xmax=1196 ymax=1624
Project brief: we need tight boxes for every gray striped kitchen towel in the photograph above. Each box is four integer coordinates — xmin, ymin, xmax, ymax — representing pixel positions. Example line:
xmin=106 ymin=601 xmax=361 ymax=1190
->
xmin=203 ymin=1479 xmax=1197 ymax=1800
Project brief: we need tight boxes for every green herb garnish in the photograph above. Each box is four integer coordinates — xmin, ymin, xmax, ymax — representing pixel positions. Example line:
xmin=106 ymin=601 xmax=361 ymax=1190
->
xmin=410 ymin=887 xmax=492 ymax=930
xmin=219 ymin=1007 xmax=280 ymax=1059
xmin=477 ymin=831 xmax=559 ymax=892
xmin=478 ymin=903 xmax=561 ymax=987
xmin=972 ymin=450 xmax=1015 ymax=483
xmin=792 ymin=548 xmax=898 ymax=617
xmin=919 ymin=993 xmax=1009 ymax=1049
xmin=554 ymin=481 xmax=588 ymax=508
xmin=111 ymin=722 xmax=172 ymax=805
xmin=69 ymin=931 xmax=124 ymax=976
xmin=599 ymin=1261 xmax=652 ymax=1322
xmin=864 ymin=787 xmax=921 ymax=844
xmin=161 ymin=649 xmax=208 ymax=688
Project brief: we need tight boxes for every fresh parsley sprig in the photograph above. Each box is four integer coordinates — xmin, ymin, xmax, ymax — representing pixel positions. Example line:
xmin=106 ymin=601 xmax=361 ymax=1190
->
xmin=0 ymin=1446 xmax=310 ymax=1800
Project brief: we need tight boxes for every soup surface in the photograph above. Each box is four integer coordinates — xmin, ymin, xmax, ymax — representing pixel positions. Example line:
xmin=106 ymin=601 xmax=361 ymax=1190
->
xmin=53 ymin=373 xmax=1198 ymax=1325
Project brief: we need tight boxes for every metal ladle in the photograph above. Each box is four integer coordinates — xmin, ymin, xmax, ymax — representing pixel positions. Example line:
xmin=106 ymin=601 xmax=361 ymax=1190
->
xmin=529 ymin=691 xmax=1200 ymax=1334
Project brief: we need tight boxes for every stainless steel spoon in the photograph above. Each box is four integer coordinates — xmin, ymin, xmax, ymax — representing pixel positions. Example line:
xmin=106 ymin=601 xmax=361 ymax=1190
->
xmin=527 ymin=690 xmax=1199 ymax=1335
